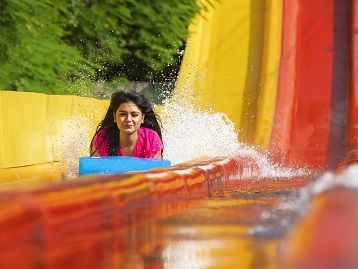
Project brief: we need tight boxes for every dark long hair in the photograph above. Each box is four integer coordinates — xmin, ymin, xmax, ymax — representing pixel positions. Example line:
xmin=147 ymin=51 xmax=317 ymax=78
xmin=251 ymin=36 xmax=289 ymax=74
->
xmin=90 ymin=90 xmax=162 ymax=156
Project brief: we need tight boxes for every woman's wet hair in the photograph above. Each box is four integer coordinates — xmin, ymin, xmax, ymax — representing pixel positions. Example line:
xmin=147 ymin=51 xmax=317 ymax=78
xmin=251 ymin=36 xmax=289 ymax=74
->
xmin=90 ymin=90 xmax=162 ymax=156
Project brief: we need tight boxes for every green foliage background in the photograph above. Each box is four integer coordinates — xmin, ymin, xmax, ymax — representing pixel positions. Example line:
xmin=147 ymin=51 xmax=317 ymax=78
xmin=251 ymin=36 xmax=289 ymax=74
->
xmin=0 ymin=0 xmax=204 ymax=95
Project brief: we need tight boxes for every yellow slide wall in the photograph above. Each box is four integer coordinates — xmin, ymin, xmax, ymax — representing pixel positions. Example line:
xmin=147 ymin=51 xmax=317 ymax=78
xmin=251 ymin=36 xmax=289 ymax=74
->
xmin=0 ymin=91 xmax=108 ymax=189
xmin=176 ymin=0 xmax=251 ymax=128
xmin=176 ymin=0 xmax=282 ymax=147
xmin=253 ymin=0 xmax=282 ymax=149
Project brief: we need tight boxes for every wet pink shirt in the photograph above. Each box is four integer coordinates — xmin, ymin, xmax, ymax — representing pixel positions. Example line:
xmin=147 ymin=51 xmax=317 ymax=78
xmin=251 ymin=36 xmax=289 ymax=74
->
xmin=92 ymin=127 xmax=163 ymax=158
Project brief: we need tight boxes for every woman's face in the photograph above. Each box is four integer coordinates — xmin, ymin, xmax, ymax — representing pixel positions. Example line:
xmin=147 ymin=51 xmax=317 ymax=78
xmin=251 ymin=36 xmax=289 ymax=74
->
xmin=113 ymin=101 xmax=144 ymax=135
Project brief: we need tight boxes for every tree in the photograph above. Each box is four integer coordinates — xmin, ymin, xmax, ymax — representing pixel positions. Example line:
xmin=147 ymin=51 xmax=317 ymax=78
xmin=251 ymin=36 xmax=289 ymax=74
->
xmin=0 ymin=0 xmax=205 ymax=95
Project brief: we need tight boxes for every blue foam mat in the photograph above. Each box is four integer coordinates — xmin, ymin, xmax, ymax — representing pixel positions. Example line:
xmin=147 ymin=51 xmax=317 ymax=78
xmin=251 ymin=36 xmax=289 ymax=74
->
xmin=79 ymin=156 xmax=171 ymax=176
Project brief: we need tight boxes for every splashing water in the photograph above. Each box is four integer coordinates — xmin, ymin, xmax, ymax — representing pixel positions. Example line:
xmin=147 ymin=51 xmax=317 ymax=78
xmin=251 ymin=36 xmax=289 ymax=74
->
xmin=54 ymin=116 xmax=94 ymax=179
xmin=160 ymin=92 xmax=309 ymax=178
xmin=160 ymin=101 xmax=239 ymax=164
xmin=54 ymin=88 xmax=309 ymax=179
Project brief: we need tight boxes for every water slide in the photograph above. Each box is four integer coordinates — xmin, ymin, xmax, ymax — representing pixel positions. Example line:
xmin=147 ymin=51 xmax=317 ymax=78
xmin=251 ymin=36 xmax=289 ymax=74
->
xmin=0 ymin=0 xmax=358 ymax=268
xmin=177 ymin=0 xmax=357 ymax=169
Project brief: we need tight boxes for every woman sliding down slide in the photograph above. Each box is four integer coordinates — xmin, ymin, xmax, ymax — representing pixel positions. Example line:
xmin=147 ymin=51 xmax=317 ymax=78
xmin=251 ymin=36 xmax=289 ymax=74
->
xmin=90 ymin=90 xmax=163 ymax=158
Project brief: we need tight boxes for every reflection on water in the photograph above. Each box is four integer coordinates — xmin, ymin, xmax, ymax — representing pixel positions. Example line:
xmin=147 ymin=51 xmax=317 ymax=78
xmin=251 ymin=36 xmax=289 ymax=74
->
xmin=116 ymin=176 xmax=313 ymax=269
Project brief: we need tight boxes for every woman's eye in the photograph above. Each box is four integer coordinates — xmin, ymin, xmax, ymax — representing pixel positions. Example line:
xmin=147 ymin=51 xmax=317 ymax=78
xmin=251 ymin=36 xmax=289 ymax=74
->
xmin=119 ymin=113 xmax=127 ymax=116
xmin=131 ymin=113 xmax=139 ymax=117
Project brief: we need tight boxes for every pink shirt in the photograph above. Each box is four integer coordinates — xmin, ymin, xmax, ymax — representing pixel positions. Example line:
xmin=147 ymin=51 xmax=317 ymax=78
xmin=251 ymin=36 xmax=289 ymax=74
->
xmin=92 ymin=127 xmax=163 ymax=158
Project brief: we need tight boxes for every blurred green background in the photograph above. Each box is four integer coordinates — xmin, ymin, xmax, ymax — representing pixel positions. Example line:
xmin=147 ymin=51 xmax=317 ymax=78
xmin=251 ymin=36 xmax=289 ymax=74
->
xmin=0 ymin=0 xmax=209 ymax=102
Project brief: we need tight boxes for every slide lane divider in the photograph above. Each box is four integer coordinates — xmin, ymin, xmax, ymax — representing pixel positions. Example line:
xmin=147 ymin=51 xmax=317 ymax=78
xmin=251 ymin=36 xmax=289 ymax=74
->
xmin=269 ymin=0 xmax=299 ymax=165
xmin=343 ymin=0 xmax=358 ymax=165
xmin=0 ymin=156 xmax=271 ymax=269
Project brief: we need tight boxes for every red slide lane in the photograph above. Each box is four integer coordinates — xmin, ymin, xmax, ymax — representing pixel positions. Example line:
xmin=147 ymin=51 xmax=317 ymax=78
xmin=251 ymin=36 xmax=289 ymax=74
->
xmin=289 ymin=0 xmax=334 ymax=169
xmin=270 ymin=0 xmax=335 ymax=170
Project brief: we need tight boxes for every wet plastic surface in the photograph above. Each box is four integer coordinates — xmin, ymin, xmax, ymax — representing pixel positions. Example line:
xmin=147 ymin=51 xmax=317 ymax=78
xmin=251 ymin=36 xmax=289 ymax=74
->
xmin=103 ymin=176 xmax=313 ymax=269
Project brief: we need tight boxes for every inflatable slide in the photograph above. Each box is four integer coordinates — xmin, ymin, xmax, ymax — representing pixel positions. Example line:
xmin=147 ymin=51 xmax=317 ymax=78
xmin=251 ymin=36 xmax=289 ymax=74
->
xmin=0 ymin=0 xmax=357 ymax=268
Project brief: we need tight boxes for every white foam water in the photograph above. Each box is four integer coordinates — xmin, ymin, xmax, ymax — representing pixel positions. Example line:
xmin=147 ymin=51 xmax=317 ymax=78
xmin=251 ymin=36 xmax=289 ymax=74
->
xmin=160 ymin=93 xmax=309 ymax=178
xmin=53 ymin=116 xmax=94 ymax=179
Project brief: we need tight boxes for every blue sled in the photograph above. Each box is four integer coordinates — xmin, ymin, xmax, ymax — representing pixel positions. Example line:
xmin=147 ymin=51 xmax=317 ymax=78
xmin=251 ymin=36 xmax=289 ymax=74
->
xmin=79 ymin=156 xmax=171 ymax=176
